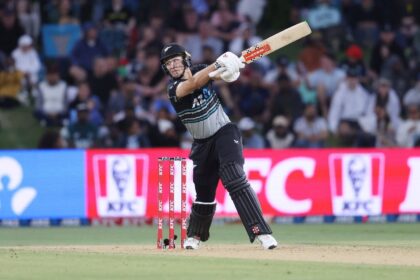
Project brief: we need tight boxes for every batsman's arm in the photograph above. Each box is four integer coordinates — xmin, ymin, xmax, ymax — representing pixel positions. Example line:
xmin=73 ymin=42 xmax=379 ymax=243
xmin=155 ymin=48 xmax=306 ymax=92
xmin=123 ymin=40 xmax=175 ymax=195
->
xmin=175 ymin=63 xmax=222 ymax=98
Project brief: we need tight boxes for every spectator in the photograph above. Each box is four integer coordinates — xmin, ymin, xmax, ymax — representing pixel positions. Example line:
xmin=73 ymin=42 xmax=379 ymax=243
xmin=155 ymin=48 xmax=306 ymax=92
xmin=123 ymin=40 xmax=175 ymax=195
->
xmin=308 ymin=52 xmax=345 ymax=99
xmin=211 ymin=0 xmax=242 ymax=52
xmin=38 ymin=130 xmax=65 ymax=149
xmin=396 ymin=15 xmax=419 ymax=76
xmin=403 ymin=73 xmax=420 ymax=107
xmin=182 ymin=20 xmax=223 ymax=64
xmin=135 ymin=50 xmax=167 ymax=108
xmin=68 ymin=82 xmax=103 ymax=126
xmin=0 ymin=55 xmax=24 ymax=108
xmin=308 ymin=52 xmax=345 ymax=117
xmin=234 ymin=66 xmax=269 ymax=119
xmin=238 ymin=117 xmax=265 ymax=148
xmin=264 ymin=55 xmax=299 ymax=86
xmin=101 ymin=0 xmax=135 ymax=55
xmin=69 ymin=22 xmax=109 ymax=81
xmin=396 ymin=104 xmax=420 ymax=147
xmin=103 ymin=0 xmax=136 ymax=31
xmin=373 ymin=104 xmax=397 ymax=147
xmin=370 ymin=23 xmax=406 ymax=77
xmin=61 ymin=102 xmax=98 ymax=148
xmin=265 ymin=115 xmax=294 ymax=149
xmin=328 ymin=67 xmax=374 ymax=134
xmin=57 ymin=0 xmax=79 ymax=25
xmin=136 ymin=25 xmax=162 ymax=54
xmin=88 ymin=57 xmax=118 ymax=106
xmin=383 ymin=55 xmax=410 ymax=98
xmin=332 ymin=119 xmax=375 ymax=147
xmin=16 ymin=0 xmax=41 ymax=39
xmin=126 ymin=47 xmax=145 ymax=80
xmin=154 ymin=118 xmax=180 ymax=147
xmin=293 ymin=103 xmax=328 ymax=148
xmin=34 ymin=64 xmax=68 ymax=127
xmin=297 ymin=36 xmax=326 ymax=73
xmin=237 ymin=0 xmax=266 ymax=24
xmin=108 ymin=76 xmax=142 ymax=119
xmin=269 ymin=74 xmax=304 ymax=124
xmin=340 ymin=44 xmax=369 ymax=88
xmin=117 ymin=118 xmax=151 ymax=149
xmin=0 ymin=7 xmax=25 ymax=55
xmin=352 ymin=0 xmax=381 ymax=48
xmin=372 ymin=77 xmax=401 ymax=130
xmin=11 ymin=34 xmax=41 ymax=86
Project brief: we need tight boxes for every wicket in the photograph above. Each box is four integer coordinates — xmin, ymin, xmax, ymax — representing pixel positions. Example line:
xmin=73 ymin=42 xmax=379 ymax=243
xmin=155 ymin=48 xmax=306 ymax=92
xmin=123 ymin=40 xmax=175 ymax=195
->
xmin=157 ymin=157 xmax=187 ymax=249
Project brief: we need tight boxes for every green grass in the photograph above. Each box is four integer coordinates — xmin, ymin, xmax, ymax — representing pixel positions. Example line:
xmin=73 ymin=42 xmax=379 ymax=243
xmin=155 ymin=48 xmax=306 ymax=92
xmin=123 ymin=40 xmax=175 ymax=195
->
xmin=1 ymin=223 xmax=420 ymax=247
xmin=0 ymin=106 xmax=44 ymax=149
xmin=1 ymin=250 xmax=418 ymax=280
xmin=0 ymin=223 xmax=419 ymax=279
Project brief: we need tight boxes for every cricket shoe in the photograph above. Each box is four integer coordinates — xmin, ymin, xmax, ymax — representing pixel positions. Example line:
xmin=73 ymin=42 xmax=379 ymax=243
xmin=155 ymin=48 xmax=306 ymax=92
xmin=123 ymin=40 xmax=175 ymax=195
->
xmin=184 ymin=237 xmax=201 ymax=250
xmin=256 ymin=234 xmax=278 ymax=250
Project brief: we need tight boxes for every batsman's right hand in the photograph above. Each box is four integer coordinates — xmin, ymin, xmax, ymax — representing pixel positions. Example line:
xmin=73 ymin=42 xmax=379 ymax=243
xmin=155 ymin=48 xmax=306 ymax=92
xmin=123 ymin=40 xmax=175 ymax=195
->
xmin=210 ymin=52 xmax=244 ymax=78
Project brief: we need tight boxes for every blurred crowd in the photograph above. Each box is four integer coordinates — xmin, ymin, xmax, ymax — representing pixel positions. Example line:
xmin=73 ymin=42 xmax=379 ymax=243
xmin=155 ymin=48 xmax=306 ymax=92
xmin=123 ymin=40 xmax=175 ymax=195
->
xmin=2 ymin=0 xmax=420 ymax=149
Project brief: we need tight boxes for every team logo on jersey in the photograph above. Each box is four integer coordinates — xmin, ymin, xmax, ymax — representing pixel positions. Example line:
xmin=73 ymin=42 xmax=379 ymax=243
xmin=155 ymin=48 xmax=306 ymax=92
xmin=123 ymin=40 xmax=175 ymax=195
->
xmin=92 ymin=155 xmax=149 ymax=217
xmin=329 ymin=153 xmax=385 ymax=216
xmin=192 ymin=88 xmax=213 ymax=108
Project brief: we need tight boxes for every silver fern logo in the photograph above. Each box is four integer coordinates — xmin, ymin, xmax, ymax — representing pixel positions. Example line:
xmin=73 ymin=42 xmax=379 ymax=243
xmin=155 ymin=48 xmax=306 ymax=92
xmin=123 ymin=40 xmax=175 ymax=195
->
xmin=0 ymin=157 xmax=37 ymax=215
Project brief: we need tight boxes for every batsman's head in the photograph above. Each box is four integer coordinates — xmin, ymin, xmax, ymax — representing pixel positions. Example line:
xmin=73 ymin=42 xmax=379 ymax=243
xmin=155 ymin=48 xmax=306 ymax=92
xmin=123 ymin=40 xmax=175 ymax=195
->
xmin=160 ymin=43 xmax=192 ymax=79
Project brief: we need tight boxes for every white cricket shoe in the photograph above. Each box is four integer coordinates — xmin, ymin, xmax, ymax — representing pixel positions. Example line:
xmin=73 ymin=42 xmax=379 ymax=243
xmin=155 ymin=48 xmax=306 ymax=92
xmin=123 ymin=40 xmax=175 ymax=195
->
xmin=256 ymin=234 xmax=278 ymax=250
xmin=184 ymin=237 xmax=201 ymax=250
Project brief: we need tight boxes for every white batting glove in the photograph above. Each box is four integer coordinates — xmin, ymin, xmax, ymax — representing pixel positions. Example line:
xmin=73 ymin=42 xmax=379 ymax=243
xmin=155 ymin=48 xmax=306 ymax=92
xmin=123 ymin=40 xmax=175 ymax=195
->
xmin=220 ymin=69 xmax=240 ymax=82
xmin=210 ymin=52 xmax=244 ymax=78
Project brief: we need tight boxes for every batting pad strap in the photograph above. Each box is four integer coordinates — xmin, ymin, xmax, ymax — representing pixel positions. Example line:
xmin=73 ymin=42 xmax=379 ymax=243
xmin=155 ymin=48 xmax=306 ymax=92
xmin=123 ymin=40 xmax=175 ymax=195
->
xmin=230 ymin=186 xmax=272 ymax=242
xmin=187 ymin=202 xmax=217 ymax=242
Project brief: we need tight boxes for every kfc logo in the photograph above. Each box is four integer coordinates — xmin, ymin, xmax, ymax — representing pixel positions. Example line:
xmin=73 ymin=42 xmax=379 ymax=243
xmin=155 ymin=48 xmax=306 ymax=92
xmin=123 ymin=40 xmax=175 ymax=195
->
xmin=329 ymin=154 xmax=385 ymax=216
xmin=92 ymin=155 xmax=149 ymax=217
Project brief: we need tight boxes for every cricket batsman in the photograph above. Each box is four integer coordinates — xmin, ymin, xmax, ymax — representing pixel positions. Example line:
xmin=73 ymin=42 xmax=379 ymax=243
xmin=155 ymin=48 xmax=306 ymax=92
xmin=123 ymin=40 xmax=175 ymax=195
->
xmin=160 ymin=43 xmax=277 ymax=250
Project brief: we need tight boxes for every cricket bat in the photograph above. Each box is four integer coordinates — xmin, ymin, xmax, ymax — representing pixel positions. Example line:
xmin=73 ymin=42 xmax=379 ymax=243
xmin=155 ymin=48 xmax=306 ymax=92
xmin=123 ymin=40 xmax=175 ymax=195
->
xmin=209 ymin=21 xmax=312 ymax=77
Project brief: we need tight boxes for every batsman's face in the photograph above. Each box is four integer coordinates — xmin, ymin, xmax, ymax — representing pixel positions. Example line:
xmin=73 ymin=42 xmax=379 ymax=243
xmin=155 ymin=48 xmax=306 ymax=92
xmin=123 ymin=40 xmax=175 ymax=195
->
xmin=165 ymin=56 xmax=185 ymax=78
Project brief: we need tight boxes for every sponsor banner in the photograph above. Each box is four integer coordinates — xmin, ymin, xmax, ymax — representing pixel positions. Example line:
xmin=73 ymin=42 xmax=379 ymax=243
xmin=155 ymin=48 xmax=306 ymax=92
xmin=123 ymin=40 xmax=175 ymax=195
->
xmin=0 ymin=150 xmax=85 ymax=219
xmin=86 ymin=148 xmax=420 ymax=218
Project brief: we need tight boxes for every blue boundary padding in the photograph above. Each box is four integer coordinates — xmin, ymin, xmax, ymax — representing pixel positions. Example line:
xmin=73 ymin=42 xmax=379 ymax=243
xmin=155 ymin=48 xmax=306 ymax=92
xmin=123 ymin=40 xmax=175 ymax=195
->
xmin=18 ymin=219 xmax=31 ymax=227
xmin=323 ymin=215 xmax=336 ymax=223
xmin=353 ymin=216 xmax=363 ymax=223
xmin=293 ymin=216 xmax=306 ymax=223
xmin=386 ymin=214 xmax=399 ymax=223
xmin=50 ymin=219 xmax=62 ymax=226
xmin=80 ymin=218 xmax=91 ymax=226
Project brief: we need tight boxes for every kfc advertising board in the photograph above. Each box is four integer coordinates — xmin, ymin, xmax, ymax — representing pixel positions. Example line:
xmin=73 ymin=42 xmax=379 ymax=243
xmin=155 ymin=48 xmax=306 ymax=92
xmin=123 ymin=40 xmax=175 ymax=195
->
xmin=86 ymin=148 xmax=420 ymax=218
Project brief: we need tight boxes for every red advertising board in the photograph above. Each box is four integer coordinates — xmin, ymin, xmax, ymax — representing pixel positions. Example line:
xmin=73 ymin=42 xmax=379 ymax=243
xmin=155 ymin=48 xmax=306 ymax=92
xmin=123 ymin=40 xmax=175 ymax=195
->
xmin=86 ymin=149 xmax=420 ymax=218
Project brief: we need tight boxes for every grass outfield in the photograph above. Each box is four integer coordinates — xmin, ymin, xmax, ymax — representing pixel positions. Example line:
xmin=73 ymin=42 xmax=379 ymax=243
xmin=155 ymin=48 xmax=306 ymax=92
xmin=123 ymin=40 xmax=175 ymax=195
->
xmin=0 ymin=223 xmax=420 ymax=280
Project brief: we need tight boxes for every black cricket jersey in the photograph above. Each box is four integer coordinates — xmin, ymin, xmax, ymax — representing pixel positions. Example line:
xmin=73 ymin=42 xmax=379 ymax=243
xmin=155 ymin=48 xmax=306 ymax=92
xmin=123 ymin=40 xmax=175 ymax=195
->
xmin=167 ymin=64 xmax=230 ymax=139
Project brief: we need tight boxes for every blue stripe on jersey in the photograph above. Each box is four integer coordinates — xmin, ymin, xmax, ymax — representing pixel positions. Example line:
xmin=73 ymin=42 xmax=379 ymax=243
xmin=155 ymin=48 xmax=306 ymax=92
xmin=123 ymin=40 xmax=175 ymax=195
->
xmin=177 ymin=94 xmax=217 ymax=117
xmin=182 ymin=102 xmax=220 ymax=124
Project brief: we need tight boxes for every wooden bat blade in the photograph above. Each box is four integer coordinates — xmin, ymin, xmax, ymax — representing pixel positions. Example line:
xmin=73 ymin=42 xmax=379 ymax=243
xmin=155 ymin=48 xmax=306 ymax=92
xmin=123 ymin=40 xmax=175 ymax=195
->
xmin=241 ymin=21 xmax=312 ymax=64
